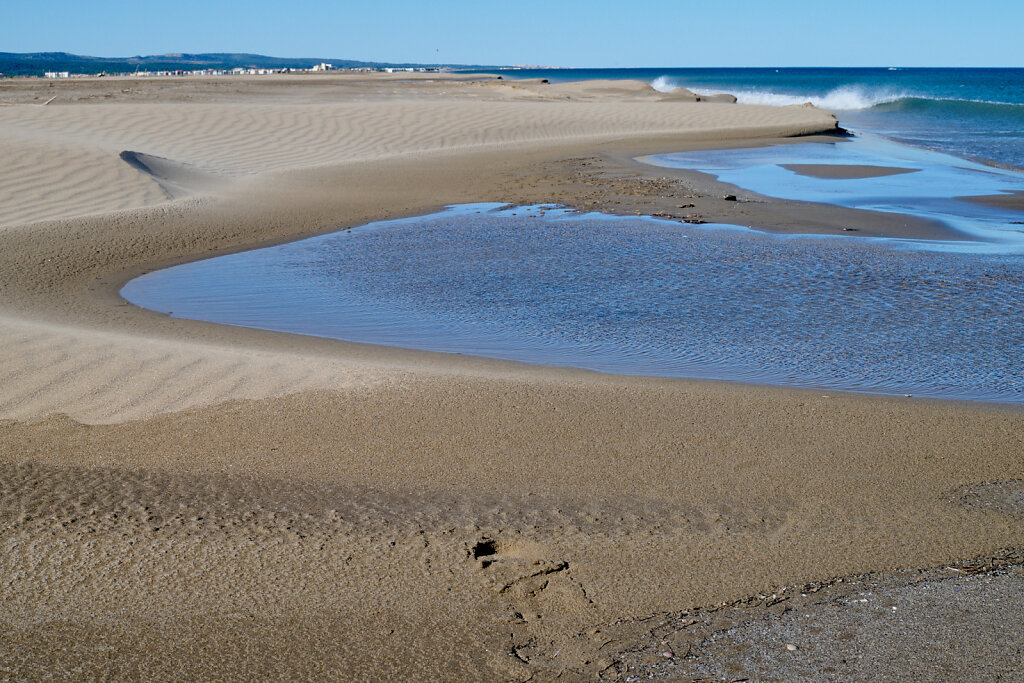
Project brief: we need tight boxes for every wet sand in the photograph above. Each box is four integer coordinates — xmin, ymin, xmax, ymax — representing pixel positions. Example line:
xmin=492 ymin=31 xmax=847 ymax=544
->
xmin=573 ymin=148 xmax=965 ymax=241
xmin=958 ymin=189 xmax=1024 ymax=213
xmin=1 ymin=74 xmax=1023 ymax=681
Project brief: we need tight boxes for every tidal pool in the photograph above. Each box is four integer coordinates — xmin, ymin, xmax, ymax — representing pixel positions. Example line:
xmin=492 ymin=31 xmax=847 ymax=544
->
xmin=122 ymin=203 xmax=1024 ymax=404
xmin=643 ymin=133 xmax=1024 ymax=252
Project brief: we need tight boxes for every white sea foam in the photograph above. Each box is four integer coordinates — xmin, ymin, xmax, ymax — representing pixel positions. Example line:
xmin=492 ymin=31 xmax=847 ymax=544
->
xmin=651 ymin=76 xmax=677 ymax=93
xmin=727 ymin=86 xmax=907 ymax=110
xmin=649 ymin=77 xmax=906 ymax=110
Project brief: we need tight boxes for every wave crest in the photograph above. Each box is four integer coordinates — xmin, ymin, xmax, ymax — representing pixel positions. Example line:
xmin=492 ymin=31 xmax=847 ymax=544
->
xmin=648 ymin=77 xmax=907 ymax=110
xmin=651 ymin=75 xmax=678 ymax=93
xmin=648 ymin=77 xmax=1024 ymax=117
xmin=728 ymin=86 xmax=908 ymax=110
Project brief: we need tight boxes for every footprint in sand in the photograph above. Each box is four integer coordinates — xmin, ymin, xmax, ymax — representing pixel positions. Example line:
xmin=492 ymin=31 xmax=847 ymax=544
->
xmin=468 ymin=535 xmax=593 ymax=621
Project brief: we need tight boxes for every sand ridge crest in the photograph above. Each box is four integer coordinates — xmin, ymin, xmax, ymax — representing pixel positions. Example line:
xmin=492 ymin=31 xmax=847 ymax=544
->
xmin=0 ymin=77 xmax=835 ymax=229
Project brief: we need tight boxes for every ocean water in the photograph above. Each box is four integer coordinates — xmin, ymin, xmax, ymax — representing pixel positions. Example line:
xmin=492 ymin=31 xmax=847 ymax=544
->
xmin=487 ymin=68 xmax=1024 ymax=170
xmin=122 ymin=204 xmax=1024 ymax=404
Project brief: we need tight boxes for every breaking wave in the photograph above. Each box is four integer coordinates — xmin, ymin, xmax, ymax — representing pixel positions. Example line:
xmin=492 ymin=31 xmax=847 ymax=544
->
xmin=650 ymin=77 xmax=906 ymax=110
xmin=650 ymin=75 xmax=679 ymax=93
xmin=727 ymin=87 xmax=909 ymax=110
xmin=650 ymin=76 xmax=1024 ymax=117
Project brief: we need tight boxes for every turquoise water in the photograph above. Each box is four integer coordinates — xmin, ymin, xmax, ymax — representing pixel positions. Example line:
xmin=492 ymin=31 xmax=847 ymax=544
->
xmin=122 ymin=203 xmax=1024 ymax=404
xmin=486 ymin=68 xmax=1024 ymax=170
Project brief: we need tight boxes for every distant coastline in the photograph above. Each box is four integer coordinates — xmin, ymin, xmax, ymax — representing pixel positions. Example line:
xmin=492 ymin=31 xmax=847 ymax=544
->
xmin=0 ymin=51 xmax=498 ymax=78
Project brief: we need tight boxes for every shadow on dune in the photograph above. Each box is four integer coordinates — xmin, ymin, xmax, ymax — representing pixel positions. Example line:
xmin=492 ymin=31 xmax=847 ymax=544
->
xmin=119 ymin=150 xmax=227 ymax=200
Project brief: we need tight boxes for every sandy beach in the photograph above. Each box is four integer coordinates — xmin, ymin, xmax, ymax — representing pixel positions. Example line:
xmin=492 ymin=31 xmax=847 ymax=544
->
xmin=2 ymin=73 xmax=1023 ymax=681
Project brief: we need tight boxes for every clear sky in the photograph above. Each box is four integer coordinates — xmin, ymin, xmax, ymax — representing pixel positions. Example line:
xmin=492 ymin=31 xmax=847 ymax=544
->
xmin=3 ymin=0 xmax=1022 ymax=67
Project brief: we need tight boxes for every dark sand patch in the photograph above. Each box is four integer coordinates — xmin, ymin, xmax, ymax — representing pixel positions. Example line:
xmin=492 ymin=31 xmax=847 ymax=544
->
xmin=951 ymin=479 xmax=1024 ymax=518
xmin=586 ymin=149 xmax=965 ymax=241
xmin=616 ymin=549 xmax=1024 ymax=681
xmin=781 ymin=163 xmax=921 ymax=179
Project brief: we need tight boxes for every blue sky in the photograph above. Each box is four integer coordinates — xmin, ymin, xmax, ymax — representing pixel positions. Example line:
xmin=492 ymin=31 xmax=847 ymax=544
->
xmin=3 ymin=0 xmax=1022 ymax=67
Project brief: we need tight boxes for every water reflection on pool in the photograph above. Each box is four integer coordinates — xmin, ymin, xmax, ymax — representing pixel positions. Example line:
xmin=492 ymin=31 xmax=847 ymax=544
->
xmin=122 ymin=203 xmax=1024 ymax=404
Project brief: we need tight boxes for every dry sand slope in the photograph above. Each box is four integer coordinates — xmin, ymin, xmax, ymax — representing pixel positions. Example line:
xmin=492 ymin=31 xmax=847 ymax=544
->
xmin=0 ymin=77 xmax=821 ymax=228
xmin=1 ymin=75 xmax=1023 ymax=681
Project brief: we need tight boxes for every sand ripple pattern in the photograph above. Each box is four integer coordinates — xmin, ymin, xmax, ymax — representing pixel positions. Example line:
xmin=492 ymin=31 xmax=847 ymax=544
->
xmin=0 ymin=101 xmax=828 ymax=227
xmin=0 ymin=316 xmax=380 ymax=424
xmin=0 ymin=137 xmax=166 ymax=226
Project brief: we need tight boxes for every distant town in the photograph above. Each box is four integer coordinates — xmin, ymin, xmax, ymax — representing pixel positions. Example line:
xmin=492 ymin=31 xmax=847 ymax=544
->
xmin=36 ymin=64 xmax=448 ymax=79
xmin=0 ymin=52 xmax=489 ymax=79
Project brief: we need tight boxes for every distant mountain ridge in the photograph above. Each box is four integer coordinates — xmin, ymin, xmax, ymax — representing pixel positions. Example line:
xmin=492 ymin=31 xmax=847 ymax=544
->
xmin=0 ymin=52 xmax=487 ymax=76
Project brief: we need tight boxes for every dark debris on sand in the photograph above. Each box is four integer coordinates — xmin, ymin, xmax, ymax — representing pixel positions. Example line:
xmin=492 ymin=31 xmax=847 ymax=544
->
xmin=611 ymin=548 xmax=1024 ymax=682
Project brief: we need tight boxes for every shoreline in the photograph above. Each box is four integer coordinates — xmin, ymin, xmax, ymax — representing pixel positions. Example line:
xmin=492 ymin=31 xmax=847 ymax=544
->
xmin=120 ymin=199 xmax=1021 ymax=408
xmin=957 ymin=189 xmax=1024 ymax=212
xmin=10 ymin=138 xmax=986 ymax=419
xmin=2 ymin=75 xmax=1023 ymax=680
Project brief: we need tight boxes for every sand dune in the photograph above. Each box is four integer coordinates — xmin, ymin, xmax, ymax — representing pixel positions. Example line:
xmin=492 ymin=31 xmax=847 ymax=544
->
xmin=0 ymin=82 xmax=833 ymax=230
xmin=0 ymin=135 xmax=166 ymax=225
xmin=0 ymin=76 xmax=837 ymax=423
xmin=118 ymin=150 xmax=231 ymax=199
xmin=0 ymin=315 xmax=384 ymax=424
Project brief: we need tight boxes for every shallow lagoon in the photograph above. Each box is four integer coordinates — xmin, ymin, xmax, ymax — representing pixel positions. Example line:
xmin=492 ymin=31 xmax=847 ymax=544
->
xmin=123 ymin=201 xmax=1024 ymax=404
xmin=644 ymin=133 xmax=1024 ymax=252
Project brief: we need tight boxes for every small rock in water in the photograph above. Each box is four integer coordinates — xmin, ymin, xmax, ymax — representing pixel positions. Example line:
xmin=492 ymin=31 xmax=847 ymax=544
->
xmin=723 ymin=194 xmax=737 ymax=201
xmin=786 ymin=643 xmax=798 ymax=652
xmin=842 ymin=227 xmax=858 ymax=231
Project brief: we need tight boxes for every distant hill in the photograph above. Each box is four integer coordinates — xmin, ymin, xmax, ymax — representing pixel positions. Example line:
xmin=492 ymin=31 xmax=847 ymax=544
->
xmin=0 ymin=52 xmax=489 ymax=77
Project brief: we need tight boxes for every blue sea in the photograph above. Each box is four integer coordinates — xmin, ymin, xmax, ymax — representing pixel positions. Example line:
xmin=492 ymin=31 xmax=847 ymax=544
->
xmin=486 ymin=68 xmax=1024 ymax=170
